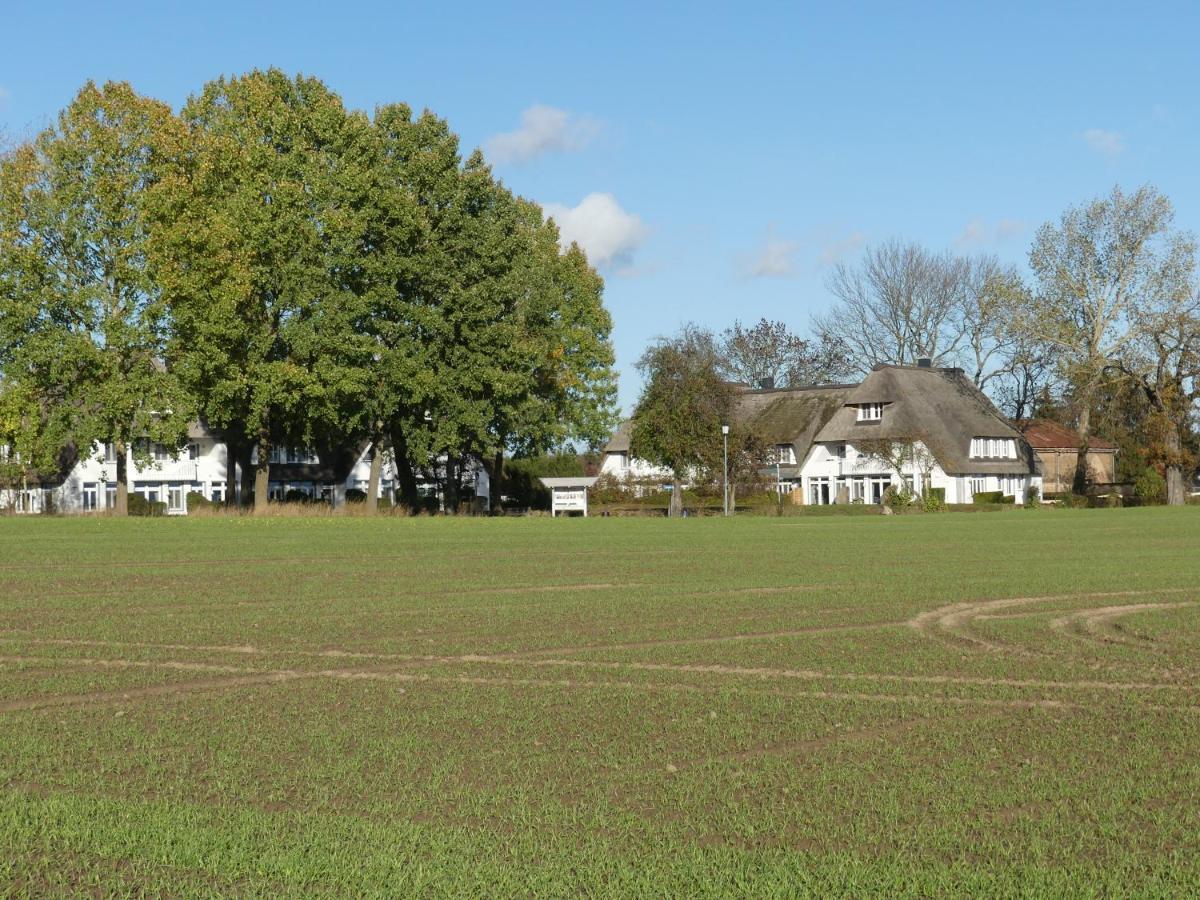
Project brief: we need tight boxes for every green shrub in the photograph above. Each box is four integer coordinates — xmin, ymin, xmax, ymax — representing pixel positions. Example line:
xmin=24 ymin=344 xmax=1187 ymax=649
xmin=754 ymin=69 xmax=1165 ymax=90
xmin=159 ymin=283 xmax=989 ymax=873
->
xmin=344 ymin=488 xmax=367 ymax=503
xmin=885 ymin=485 xmax=914 ymax=513
xmin=1134 ymin=468 xmax=1166 ymax=505
xmin=127 ymin=493 xmax=166 ymax=517
xmin=1024 ymin=485 xmax=1041 ymax=508
xmin=285 ymin=488 xmax=314 ymax=503
xmin=922 ymin=487 xmax=946 ymax=513
xmin=186 ymin=491 xmax=211 ymax=513
xmin=972 ymin=491 xmax=1005 ymax=505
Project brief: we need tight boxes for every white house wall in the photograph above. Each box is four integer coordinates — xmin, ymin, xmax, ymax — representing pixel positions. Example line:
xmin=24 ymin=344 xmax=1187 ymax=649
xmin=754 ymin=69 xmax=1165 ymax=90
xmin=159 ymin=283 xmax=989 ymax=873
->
xmin=797 ymin=440 xmax=1040 ymax=505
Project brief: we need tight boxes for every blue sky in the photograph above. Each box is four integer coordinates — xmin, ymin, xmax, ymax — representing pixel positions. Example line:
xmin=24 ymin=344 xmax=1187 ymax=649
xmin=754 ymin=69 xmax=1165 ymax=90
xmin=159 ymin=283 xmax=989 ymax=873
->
xmin=3 ymin=1 xmax=1198 ymax=410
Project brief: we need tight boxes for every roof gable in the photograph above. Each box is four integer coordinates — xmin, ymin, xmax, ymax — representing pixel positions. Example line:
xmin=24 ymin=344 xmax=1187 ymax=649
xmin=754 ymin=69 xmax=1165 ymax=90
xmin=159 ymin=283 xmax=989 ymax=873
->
xmin=814 ymin=366 xmax=1036 ymax=475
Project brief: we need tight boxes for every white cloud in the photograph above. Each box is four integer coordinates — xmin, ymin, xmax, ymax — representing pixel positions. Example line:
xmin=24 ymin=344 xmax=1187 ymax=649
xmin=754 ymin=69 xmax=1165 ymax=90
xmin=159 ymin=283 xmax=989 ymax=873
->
xmin=1082 ymin=128 xmax=1124 ymax=159
xmin=818 ymin=231 xmax=866 ymax=267
xmin=485 ymin=105 xmax=599 ymax=164
xmin=956 ymin=218 xmax=1025 ymax=246
xmin=543 ymin=192 xmax=648 ymax=269
xmin=741 ymin=228 xmax=800 ymax=278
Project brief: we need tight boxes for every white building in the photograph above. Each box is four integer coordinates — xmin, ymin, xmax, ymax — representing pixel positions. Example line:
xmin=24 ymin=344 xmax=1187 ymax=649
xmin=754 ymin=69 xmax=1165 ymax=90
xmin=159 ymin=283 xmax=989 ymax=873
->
xmin=1 ymin=421 xmax=490 ymax=515
xmin=601 ymin=362 xmax=1041 ymax=505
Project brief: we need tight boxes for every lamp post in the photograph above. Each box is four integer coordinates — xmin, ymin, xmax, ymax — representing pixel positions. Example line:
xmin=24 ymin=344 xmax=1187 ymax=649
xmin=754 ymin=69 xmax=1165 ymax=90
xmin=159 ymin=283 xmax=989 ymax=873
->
xmin=721 ymin=424 xmax=730 ymax=517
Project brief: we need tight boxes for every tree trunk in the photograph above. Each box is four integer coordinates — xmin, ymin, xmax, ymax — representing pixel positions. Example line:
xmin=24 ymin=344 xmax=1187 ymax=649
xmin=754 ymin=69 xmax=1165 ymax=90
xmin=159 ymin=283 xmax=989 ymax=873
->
xmin=254 ymin=429 xmax=271 ymax=515
xmin=444 ymin=456 xmax=460 ymax=515
xmin=1072 ymin=406 xmax=1092 ymax=496
xmin=491 ymin=450 xmax=504 ymax=515
xmin=669 ymin=477 xmax=683 ymax=518
xmin=364 ymin=432 xmax=384 ymax=516
xmin=1165 ymin=423 xmax=1186 ymax=506
xmin=224 ymin=435 xmax=240 ymax=508
xmin=390 ymin=426 xmax=420 ymax=512
xmin=238 ymin=443 xmax=255 ymax=508
xmin=113 ymin=439 xmax=128 ymax=516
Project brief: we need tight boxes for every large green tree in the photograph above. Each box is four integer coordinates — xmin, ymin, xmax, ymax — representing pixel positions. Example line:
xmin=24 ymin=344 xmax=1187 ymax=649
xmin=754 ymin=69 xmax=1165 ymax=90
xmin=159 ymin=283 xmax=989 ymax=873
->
xmin=0 ymin=82 xmax=189 ymax=514
xmin=149 ymin=69 xmax=376 ymax=513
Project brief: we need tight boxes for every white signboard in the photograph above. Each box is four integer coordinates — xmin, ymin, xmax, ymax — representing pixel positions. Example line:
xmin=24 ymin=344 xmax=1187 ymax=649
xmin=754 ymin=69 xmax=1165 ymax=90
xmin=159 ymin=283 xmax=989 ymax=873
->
xmin=553 ymin=488 xmax=588 ymax=513
xmin=539 ymin=477 xmax=598 ymax=517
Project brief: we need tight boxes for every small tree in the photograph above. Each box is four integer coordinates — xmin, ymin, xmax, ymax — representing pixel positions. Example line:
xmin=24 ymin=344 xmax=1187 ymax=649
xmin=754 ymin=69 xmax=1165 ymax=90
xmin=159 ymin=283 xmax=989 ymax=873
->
xmin=854 ymin=435 xmax=938 ymax=499
xmin=630 ymin=325 xmax=735 ymax=517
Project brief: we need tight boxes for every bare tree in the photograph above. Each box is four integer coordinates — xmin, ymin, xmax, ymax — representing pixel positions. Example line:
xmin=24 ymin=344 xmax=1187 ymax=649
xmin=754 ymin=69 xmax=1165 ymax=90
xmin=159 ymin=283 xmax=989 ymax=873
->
xmin=815 ymin=240 xmax=982 ymax=377
xmin=1016 ymin=185 xmax=1193 ymax=495
xmin=717 ymin=318 xmax=852 ymax=387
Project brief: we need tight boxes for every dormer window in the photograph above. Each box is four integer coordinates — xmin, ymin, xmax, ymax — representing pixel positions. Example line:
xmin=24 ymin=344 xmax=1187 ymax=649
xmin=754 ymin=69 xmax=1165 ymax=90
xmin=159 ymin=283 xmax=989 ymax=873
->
xmin=856 ymin=403 xmax=883 ymax=422
xmin=773 ymin=444 xmax=796 ymax=465
xmin=970 ymin=437 xmax=1016 ymax=459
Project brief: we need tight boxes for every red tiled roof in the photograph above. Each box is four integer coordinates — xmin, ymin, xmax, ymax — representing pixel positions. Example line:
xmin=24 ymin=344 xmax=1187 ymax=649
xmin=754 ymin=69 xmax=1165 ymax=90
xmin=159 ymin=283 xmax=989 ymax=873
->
xmin=1019 ymin=420 xmax=1117 ymax=451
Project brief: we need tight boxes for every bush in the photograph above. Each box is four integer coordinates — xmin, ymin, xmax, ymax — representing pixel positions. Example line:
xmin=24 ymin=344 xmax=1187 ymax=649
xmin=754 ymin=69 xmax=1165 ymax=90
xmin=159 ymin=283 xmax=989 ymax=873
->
xmin=344 ymin=488 xmax=367 ymax=503
xmin=186 ymin=491 xmax=211 ymax=513
xmin=972 ymin=491 xmax=1005 ymax=505
xmin=1134 ymin=468 xmax=1166 ymax=505
xmin=922 ymin=487 xmax=946 ymax=513
xmin=1024 ymin=485 xmax=1041 ymax=508
xmin=285 ymin=488 xmax=314 ymax=503
xmin=884 ymin=485 xmax=914 ymax=513
xmin=127 ymin=493 xmax=166 ymax=517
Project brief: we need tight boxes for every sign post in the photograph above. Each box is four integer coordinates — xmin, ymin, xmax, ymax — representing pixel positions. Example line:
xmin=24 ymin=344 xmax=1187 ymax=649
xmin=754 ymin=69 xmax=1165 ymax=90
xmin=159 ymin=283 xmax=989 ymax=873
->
xmin=538 ymin=476 xmax=599 ymax=517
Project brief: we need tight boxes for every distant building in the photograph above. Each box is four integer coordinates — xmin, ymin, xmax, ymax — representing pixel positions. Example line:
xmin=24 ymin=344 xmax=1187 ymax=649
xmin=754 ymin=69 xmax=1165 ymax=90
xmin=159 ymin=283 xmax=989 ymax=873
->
xmin=0 ymin=421 xmax=489 ymax=515
xmin=602 ymin=362 xmax=1042 ymax=505
xmin=1019 ymin=420 xmax=1118 ymax=496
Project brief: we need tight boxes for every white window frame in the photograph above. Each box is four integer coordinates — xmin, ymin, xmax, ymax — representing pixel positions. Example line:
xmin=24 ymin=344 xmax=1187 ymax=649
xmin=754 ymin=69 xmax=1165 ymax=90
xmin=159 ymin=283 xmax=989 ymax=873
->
xmin=857 ymin=403 xmax=883 ymax=422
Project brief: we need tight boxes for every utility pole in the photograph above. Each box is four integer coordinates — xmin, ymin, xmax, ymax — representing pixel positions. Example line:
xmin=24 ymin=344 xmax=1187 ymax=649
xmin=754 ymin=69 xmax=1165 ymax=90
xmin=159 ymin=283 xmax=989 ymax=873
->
xmin=722 ymin=424 xmax=729 ymax=517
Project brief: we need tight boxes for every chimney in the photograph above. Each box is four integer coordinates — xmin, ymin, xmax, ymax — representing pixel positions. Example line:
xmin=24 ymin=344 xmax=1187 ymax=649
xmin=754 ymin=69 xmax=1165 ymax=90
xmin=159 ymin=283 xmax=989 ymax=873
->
xmin=758 ymin=376 xmax=775 ymax=390
xmin=917 ymin=358 xmax=932 ymax=368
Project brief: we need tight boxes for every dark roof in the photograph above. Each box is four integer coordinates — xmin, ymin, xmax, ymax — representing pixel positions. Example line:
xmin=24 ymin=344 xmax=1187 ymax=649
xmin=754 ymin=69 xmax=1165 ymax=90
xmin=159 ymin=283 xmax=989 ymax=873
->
xmin=1020 ymin=420 xmax=1117 ymax=451
xmin=814 ymin=365 xmax=1038 ymax=476
xmin=603 ymin=384 xmax=851 ymax=462
xmin=733 ymin=385 xmax=853 ymax=464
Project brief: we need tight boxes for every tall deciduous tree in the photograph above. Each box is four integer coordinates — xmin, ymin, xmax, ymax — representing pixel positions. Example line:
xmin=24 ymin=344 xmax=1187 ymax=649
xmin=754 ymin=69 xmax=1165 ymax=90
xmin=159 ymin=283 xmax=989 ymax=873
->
xmin=1019 ymin=185 xmax=1193 ymax=495
xmin=815 ymin=240 xmax=967 ymax=375
xmin=717 ymin=318 xmax=852 ymax=388
xmin=150 ymin=69 xmax=375 ymax=513
xmin=1116 ymin=280 xmax=1200 ymax=504
xmin=0 ymin=82 xmax=188 ymax=514
xmin=630 ymin=325 xmax=734 ymax=517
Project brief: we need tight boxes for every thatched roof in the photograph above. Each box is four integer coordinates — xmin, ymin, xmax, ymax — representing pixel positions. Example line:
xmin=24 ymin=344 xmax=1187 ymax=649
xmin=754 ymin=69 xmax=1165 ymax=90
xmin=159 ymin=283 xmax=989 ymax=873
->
xmin=603 ymin=384 xmax=851 ymax=461
xmin=815 ymin=365 xmax=1037 ymax=475
xmin=733 ymin=385 xmax=853 ymax=462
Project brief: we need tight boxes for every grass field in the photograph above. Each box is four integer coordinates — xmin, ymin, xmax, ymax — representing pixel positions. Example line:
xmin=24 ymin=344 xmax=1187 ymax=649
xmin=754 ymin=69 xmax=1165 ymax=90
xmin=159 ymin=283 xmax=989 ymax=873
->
xmin=1 ymin=509 xmax=1199 ymax=896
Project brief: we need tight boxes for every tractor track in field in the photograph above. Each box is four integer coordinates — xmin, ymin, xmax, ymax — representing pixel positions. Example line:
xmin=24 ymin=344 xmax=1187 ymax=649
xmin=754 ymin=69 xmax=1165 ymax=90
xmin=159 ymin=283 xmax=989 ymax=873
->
xmin=908 ymin=589 xmax=1197 ymax=654
xmin=4 ymin=650 xmax=1199 ymax=718
xmin=1049 ymin=603 xmax=1198 ymax=649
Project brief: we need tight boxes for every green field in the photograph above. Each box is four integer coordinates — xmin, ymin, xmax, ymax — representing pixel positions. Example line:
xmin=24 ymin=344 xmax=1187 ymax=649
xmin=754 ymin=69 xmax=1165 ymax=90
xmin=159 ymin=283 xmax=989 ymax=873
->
xmin=1 ymin=510 xmax=1198 ymax=896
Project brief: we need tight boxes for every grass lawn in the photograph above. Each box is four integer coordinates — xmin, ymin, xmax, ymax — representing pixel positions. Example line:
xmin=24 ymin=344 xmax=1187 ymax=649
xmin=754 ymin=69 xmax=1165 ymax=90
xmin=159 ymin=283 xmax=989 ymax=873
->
xmin=1 ymin=508 xmax=1198 ymax=896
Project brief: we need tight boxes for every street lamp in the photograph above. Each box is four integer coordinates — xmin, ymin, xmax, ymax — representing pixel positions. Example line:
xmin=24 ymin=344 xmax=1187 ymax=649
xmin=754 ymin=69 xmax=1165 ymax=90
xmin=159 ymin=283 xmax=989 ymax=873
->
xmin=721 ymin=424 xmax=730 ymax=517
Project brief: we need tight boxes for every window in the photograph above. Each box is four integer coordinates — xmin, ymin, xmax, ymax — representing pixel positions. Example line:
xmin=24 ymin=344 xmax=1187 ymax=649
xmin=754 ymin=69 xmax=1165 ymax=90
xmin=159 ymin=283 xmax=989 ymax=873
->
xmin=82 ymin=483 xmax=98 ymax=511
xmin=105 ymin=485 xmax=117 ymax=509
xmin=970 ymin=437 xmax=1016 ymax=459
xmin=970 ymin=477 xmax=987 ymax=497
xmin=210 ymin=484 xmax=225 ymax=504
xmin=856 ymin=403 xmax=883 ymax=422
xmin=187 ymin=443 xmax=200 ymax=461
xmin=774 ymin=444 xmax=796 ymax=465
xmin=851 ymin=478 xmax=865 ymax=502
xmin=167 ymin=485 xmax=186 ymax=513
xmin=104 ymin=443 xmax=117 ymax=463
xmin=836 ymin=443 xmax=847 ymax=460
